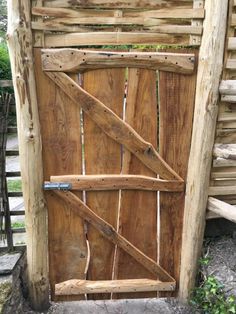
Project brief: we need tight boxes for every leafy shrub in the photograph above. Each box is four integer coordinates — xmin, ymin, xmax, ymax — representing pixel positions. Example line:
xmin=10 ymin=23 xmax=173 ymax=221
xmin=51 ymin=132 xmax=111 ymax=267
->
xmin=190 ymin=257 xmax=236 ymax=314
xmin=0 ymin=43 xmax=11 ymax=81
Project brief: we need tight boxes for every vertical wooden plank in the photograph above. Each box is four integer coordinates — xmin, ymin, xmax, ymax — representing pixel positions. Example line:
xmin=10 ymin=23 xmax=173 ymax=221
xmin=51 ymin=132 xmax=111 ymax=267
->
xmin=159 ymin=50 xmax=197 ymax=296
xmin=83 ymin=68 xmax=125 ymax=299
xmin=115 ymin=68 xmax=158 ymax=299
xmin=34 ymin=49 xmax=87 ymax=301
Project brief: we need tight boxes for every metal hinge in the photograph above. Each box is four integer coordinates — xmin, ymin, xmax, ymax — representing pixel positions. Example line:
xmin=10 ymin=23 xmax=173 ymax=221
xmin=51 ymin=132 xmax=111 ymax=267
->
xmin=43 ymin=182 xmax=72 ymax=191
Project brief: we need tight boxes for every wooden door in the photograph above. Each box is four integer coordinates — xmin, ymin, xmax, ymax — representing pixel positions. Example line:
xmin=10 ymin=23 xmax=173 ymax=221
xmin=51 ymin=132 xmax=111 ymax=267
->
xmin=34 ymin=48 xmax=197 ymax=300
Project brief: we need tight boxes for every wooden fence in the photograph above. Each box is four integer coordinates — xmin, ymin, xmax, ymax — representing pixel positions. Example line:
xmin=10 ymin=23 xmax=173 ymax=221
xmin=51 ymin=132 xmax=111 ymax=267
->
xmin=0 ymin=80 xmax=25 ymax=252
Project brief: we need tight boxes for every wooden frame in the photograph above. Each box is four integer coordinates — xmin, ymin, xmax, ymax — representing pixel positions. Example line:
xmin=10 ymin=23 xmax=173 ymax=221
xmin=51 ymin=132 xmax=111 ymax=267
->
xmin=179 ymin=0 xmax=229 ymax=301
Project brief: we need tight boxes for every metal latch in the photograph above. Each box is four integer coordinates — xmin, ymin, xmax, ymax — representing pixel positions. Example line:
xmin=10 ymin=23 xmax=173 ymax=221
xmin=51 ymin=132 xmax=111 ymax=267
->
xmin=43 ymin=182 xmax=72 ymax=191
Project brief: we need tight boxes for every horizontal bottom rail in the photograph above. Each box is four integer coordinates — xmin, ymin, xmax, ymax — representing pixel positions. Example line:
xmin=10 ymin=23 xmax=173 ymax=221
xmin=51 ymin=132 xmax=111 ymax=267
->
xmin=55 ymin=279 xmax=175 ymax=296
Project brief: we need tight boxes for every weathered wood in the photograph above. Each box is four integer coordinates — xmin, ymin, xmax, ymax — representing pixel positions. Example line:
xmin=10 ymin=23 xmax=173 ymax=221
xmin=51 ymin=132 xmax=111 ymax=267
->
xmin=41 ymin=0 xmax=194 ymax=9
xmin=179 ymin=0 xmax=228 ymax=301
xmin=232 ymin=13 xmax=236 ymax=26
xmin=226 ymin=59 xmax=236 ymax=70
xmin=32 ymin=7 xmax=204 ymax=19
xmin=207 ymin=197 xmax=236 ymax=223
xmin=7 ymin=1 xmax=49 ymax=310
xmin=210 ymin=179 xmax=236 ymax=187
xmin=33 ymin=22 xmax=202 ymax=35
xmin=83 ymin=68 xmax=125 ymax=300
xmin=221 ymin=95 xmax=236 ymax=103
xmin=115 ymin=68 xmax=158 ymax=299
xmin=190 ymin=0 xmax=204 ymax=45
xmin=206 ymin=210 xmax=221 ymax=220
xmin=213 ymin=158 xmax=236 ymax=167
xmin=55 ymin=279 xmax=175 ymax=295
xmin=218 ymin=113 xmax=236 ymax=122
xmin=216 ymin=129 xmax=236 ymax=144
xmin=50 ymin=175 xmax=184 ymax=191
xmin=46 ymin=72 xmax=182 ymax=181
xmin=42 ymin=49 xmax=195 ymax=74
xmin=219 ymin=80 xmax=236 ymax=95
xmin=208 ymin=186 xmax=236 ymax=196
xmin=228 ymin=37 xmax=236 ymax=50
xmin=36 ymin=32 xmax=191 ymax=48
xmin=211 ymin=171 xmax=236 ymax=178
xmin=159 ymin=49 xmax=197 ymax=297
xmin=34 ymin=49 xmax=87 ymax=302
xmin=213 ymin=144 xmax=236 ymax=160
xmin=53 ymin=190 xmax=175 ymax=283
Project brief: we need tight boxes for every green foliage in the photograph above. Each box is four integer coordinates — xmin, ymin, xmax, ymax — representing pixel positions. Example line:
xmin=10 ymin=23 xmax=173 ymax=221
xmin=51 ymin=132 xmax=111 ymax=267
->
xmin=190 ymin=258 xmax=236 ymax=314
xmin=0 ymin=43 xmax=11 ymax=81
xmin=11 ymin=221 xmax=25 ymax=229
xmin=7 ymin=179 xmax=22 ymax=192
xmin=0 ymin=0 xmax=7 ymax=39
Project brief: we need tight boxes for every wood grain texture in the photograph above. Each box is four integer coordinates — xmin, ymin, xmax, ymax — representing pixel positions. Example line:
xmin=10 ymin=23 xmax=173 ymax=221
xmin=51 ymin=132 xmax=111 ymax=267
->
xmin=179 ymin=0 xmax=228 ymax=301
xmin=42 ymin=0 xmax=194 ymax=9
xmin=36 ymin=32 xmax=191 ymax=48
xmin=46 ymin=72 xmax=182 ymax=180
xmin=207 ymin=197 xmax=236 ymax=223
xmin=114 ymin=68 xmax=158 ymax=299
xmin=32 ymin=21 xmax=202 ymax=36
xmin=159 ymin=49 xmax=197 ymax=296
xmin=83 ymin=68 xmax=125 ymax=299
xmin=53 ymin=191 xmax=175 ymax=283
xmin=34 ymin=49 xmax=87 ymax=302
xmin=42 ymin=49 xmax=195 ymax=74
xmin=7 ymin=1 xmax=49 ymax=310
xmin=55 ymin=279 xmax=175 ymax=295
xmin=32 ymin=7 xmax=204 ymax=19
xmin=50 ymin=175 xmax=185 ymax=191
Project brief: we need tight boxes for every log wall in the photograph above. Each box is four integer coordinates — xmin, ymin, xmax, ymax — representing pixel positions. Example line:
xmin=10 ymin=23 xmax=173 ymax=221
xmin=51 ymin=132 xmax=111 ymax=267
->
xmin=207 ymin=0 xmax=236 ymax=218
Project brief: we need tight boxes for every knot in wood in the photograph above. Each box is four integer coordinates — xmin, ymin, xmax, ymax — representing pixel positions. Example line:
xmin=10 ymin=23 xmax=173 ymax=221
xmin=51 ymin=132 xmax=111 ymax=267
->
xmin=144 ymin=146 xmax=152 ymax=155
xmin=102 ymin=225 xmax=114 ymax=237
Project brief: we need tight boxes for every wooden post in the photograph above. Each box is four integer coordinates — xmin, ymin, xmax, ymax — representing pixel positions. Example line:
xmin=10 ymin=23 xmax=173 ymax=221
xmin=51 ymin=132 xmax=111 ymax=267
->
xmin=7 ymin=0 xmax=49 ymax=310
xmin=179 ymin=0 xmax=229 ymax=301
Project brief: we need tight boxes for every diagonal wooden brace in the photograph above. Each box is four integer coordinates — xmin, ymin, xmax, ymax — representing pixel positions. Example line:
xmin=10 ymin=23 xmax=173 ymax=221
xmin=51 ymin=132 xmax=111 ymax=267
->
xmin=46 ymin=71 xmax=183 ymax=181
xmin=53 ymin=190 xmax=175 ymax=283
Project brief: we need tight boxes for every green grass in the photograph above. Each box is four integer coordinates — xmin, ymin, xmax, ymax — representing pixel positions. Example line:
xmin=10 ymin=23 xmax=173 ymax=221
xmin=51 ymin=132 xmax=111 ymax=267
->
xmin=7 ymin=179 xmax=22 ymax=192
xmin=11 ymin=221 xmax=25 ymax=229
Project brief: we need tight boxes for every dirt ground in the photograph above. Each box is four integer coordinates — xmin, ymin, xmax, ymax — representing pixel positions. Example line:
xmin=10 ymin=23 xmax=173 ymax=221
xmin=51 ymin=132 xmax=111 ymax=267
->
xmin=202 ymin=235 xmax=236 ymax=298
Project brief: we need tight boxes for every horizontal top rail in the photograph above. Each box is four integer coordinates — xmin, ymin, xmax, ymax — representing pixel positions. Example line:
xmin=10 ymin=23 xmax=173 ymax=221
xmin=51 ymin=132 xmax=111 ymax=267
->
xmin=42 ymin=49 xmax=195 ymax=74
xmin=42 ymin=0 xmax=195 ymax=9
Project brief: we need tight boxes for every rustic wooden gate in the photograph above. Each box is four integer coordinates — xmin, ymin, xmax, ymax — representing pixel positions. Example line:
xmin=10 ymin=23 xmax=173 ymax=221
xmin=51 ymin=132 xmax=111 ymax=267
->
xmin=34 ymin=48 xmax=197 ymax=300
